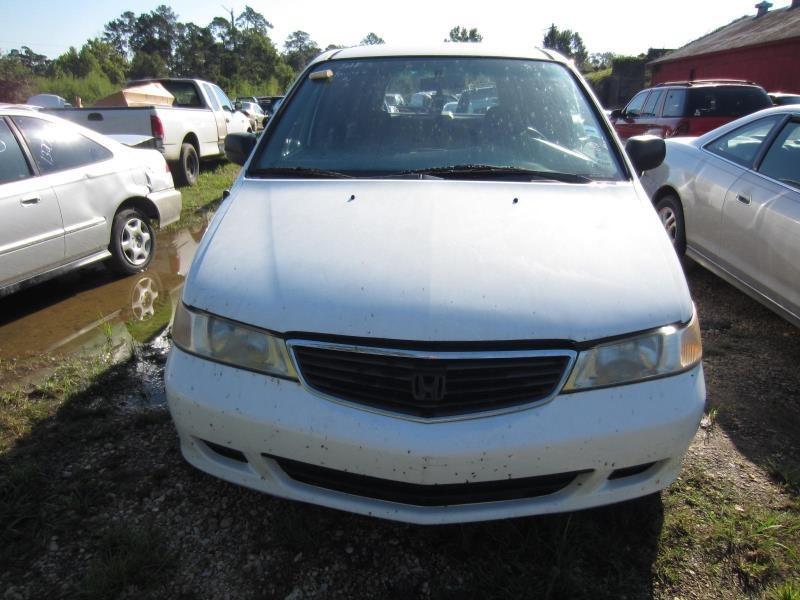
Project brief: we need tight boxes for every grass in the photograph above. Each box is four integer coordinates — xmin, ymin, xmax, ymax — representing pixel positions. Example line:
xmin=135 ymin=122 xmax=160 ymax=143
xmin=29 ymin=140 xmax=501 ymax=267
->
xmin=656 ymin=461 xmax=800 ymax=596
xmin=81 ymin=522 xmax=176 ymax=599
xmin=0 ymin=352 xmax=108 ymax=452
xmin=170 ymin=161 xmax=239 ymax=230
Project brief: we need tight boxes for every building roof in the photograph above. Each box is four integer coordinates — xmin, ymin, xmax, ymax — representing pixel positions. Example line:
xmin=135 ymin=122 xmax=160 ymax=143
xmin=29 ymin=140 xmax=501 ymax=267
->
xmin=650 ymin=5 xmax=800 ymax=64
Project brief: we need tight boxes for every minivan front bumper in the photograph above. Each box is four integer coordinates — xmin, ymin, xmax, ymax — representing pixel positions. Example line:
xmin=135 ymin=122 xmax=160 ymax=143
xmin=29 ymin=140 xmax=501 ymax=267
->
xmin=165 ymin=347 xmax=705 ymax=524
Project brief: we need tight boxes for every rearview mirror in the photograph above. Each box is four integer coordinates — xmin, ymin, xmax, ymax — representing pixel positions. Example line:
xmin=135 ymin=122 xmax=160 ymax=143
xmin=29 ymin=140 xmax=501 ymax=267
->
xmin=225 ymin=132 xmax=257 ymax=166
xmin=625 ymin=135 xmax=666 ymax=173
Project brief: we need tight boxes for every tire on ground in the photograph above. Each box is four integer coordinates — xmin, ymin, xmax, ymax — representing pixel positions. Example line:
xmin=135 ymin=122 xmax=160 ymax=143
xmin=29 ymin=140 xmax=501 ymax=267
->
xmin=173 ymin=142 xmax=199 ymax=187
xmin=655 ymin=194 xmax=687 ymax=258
xmin=108 ymin=208 xmax=156 ymax=275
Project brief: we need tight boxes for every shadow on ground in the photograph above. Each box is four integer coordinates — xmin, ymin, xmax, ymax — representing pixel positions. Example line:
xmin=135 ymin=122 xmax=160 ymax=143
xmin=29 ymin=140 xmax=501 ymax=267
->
xmin=686 ymin=266 xmax=800 ymax=494
xmin=0 ymin=350 xmax=664 ymax=599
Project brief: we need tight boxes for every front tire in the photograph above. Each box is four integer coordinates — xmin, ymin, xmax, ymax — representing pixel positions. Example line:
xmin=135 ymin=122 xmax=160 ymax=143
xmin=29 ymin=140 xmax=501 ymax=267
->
xmin=655 ymin=194 xmax=686 ymax=258
xmin=109 ymin=209 xmax=155 ymax=275
xmin=174 ymin=142 xmax=199 ymax=187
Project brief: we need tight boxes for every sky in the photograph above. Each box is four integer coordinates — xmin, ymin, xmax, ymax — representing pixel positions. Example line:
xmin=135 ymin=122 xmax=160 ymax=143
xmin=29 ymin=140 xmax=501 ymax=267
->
xmin=0 ymin=0 xmax=792 ymax=59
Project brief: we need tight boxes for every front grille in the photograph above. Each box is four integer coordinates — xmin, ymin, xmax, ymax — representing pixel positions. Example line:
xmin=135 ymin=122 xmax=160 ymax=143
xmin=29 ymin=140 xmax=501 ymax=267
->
xmin=271 ymin=455 xmax=586 ymax=506
xmin=291 ymin=344 xmax=572 ymax=417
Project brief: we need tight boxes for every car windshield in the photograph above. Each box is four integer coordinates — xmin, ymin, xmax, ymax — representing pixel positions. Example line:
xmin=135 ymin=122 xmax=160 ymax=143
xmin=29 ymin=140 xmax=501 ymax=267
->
xmin=251 ymin=57 xmax=623 ymax=181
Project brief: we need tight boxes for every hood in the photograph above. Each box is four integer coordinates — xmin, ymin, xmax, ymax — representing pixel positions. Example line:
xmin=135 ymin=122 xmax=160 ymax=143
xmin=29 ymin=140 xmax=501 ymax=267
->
xmin=185 ymin=179 xmax=692 ymax=343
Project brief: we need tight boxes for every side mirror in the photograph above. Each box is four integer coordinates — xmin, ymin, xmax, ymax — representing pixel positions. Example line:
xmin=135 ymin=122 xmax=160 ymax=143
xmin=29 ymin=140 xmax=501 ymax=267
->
xmin=610 ymin=109 xmax=622 ymax=120
xmin=234 ymin=101 xmax=242 ymax=111
xmin=625 ymin=135 xmax=666 ymax=173
xmin=225 ymin=132 xmax=257 ymax=166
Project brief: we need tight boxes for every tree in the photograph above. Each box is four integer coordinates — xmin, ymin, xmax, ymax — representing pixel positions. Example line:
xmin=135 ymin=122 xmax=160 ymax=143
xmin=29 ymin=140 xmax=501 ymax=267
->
xmin=173 ymin=23 xmax=219 ymax=80
xmin=82 ymin=39 xmax=128 ymax=84
xmin=445 ymin=26 xmax=482 ymax=43
xmin=0 ymin=51 xmax=34 ymax=102
xmin=8 ymin=46 xmax=50 ymax=75
xmin=130 ymin=5 xmax=180 ymax=67
xmin=588 ymin=52 xmax=615 ymax=71
xmin=360 ymin=33 xmax=385 ymax=46
xmin=128 ymin=51 xmax=169 ymax=79
xmin=283 ymin=31 xmax=320 ymax=72
xmin=103 ymin=11 xmax=136 ymax=57
xmin=542 ymin=24 xmax=588 ymax=70
xmin=236 ymin=6 xmax=273 ymax=35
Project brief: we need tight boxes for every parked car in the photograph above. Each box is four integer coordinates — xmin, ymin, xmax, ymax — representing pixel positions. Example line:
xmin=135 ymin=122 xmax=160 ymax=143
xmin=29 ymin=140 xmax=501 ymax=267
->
xmin=384 ymin=93 xmax=406 ymax=108
xmin=0 ymin=107 xmax=181 ymax=296
xmin=256 ymin=95 xmax=284 ymax=118
xmin=769 ymin=92 xmax=800 ymax=106
xmin=43 ymin=78 xmax=251 ymax=186
xmin=456 ymin=85 xmax=499 ymax=114
xmin=609 ymin=80 xmax=772 ymax=141
xmin=641 ymin=105 xmax=800 ymax=326
xmin=166 ymin=44 xmax=704 ymax=525
xmin=237 ymin=101 xmax=267 ymax=131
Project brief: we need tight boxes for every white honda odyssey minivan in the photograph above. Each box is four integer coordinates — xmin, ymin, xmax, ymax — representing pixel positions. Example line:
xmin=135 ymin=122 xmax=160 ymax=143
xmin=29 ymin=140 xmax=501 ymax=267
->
xmin=165 ymin=44 xmax=705 ymax=524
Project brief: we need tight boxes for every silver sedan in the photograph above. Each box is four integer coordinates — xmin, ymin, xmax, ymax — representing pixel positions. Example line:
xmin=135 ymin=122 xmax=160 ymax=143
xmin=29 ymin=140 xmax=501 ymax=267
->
xmin=641 ymin=106 xmax=800 ymax=326
xmin=1 ymin=106 xmax=182 ymax=297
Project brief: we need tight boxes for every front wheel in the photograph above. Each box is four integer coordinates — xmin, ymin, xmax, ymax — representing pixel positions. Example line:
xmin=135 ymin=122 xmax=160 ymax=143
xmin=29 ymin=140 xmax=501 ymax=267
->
xmin=655 ymin=194 xmax=686 ymax=258
xmin=109 ymin=209 xmax=155 ymax=275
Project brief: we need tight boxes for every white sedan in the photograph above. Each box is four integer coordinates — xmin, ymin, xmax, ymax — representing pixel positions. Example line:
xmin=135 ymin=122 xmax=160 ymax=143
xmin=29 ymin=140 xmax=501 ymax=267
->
xmin=0 ymin=106 xmax=181 ymax=296
xmin=641 ymin=106 xmax=800 ymax=327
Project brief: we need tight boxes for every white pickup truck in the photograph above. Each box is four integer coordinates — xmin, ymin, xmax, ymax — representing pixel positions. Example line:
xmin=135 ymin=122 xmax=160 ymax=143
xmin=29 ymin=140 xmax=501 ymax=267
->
xmin=44 ymin=78 xmax=251 ymax=186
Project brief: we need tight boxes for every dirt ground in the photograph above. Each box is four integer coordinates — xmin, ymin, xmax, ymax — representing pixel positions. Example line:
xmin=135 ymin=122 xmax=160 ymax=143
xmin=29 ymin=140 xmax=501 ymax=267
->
xmin=1 ymin=267 xmax=798 ymax=600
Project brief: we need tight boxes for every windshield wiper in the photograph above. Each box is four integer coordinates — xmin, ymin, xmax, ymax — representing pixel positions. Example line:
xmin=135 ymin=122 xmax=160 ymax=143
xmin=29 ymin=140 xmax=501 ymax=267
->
xmin=396 ymin=164 xmax=592 ymax=183
xmin=249 ymin=166 xmax=355 ymax=179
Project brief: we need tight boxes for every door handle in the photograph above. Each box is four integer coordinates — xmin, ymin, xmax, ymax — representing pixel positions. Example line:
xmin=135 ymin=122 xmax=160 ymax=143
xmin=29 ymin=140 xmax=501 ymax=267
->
xmin=736 ymin=194 xmax=751 ymax=205
xmin=20 ymin=196 xmax=40 ymax=205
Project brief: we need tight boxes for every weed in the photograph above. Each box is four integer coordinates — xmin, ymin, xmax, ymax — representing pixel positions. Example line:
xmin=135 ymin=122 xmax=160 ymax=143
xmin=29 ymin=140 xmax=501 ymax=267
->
xmin=80 ymin=522 xmax=177 ymax=599
xmin=769 ymin=580 xmax=800 ymax=600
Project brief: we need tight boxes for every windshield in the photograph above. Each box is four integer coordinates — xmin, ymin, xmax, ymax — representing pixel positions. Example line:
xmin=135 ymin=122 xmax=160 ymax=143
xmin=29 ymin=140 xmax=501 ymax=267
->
xmin=251 ymin=57 xmax=623 ymax=181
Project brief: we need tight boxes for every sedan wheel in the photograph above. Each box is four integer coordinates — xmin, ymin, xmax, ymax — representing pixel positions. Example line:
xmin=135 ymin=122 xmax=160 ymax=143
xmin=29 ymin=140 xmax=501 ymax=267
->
xmin=654 ymin=194 xmax=686 ymax=258
xmin=121 ymin=217 xmax=152 ymax=266
xmin=658 ymin=205 xmax=678 ymax=242
xmin=109 ymin=208 xmax=156 ymax=275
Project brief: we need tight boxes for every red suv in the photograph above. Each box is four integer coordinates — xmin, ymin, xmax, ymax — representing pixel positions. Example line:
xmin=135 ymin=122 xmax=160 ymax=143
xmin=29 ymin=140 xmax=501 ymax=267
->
xmin=609 ymin=80 xmax=772 ymax=141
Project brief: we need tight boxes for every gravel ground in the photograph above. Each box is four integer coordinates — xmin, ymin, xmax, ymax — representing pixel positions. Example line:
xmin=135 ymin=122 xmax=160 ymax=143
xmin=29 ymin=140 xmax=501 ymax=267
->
xmin=1 ymin=265 xmax=798 ymax=599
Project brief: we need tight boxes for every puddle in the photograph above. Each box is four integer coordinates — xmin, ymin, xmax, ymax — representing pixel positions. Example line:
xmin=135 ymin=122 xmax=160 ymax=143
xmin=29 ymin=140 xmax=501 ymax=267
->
xmin=0 ymin=214 xmax=213 ymax=392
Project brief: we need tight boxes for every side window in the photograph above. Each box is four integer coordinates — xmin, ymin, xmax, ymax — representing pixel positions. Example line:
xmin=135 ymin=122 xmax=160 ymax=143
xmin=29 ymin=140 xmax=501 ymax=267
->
xmin=0 ymin=120 xmax=33 ymax=184
xmin=12 ymin=116 xmax=113 ymax=175
xmin=624 ymin=91 xmax=648 ymax=117
xmin=705 ymin=116 xmax=781 ymax=167
xmin=203 ymin=83 xmax=221 ymax=111
xmin=759 ymin=120 xmax=800 ymax=189
xmin=641 ymin=90 xmax=663 ymax=116
xmin=212 ymin=85 xmax=233 ymax=111
xmin=662 ymin=89 xmax=687 ymax=118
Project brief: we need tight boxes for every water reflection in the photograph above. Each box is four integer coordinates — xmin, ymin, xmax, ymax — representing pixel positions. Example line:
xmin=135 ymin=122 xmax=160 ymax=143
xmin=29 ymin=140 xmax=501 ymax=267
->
xmin=0 ymin=214 xmax=211 ymax=371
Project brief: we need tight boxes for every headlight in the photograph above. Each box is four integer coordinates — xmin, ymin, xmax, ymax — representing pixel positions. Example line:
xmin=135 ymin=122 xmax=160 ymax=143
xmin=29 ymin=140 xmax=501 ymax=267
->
xmin=563 ymin=311 xmax=702 ymax=391
xmin=172 ymin=303 xmax=297 ymax=379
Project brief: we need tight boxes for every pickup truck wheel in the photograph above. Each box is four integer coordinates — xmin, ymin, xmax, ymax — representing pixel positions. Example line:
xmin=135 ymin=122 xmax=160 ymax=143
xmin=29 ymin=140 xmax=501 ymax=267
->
xmin=109 ymin=209 xmax=155 ymax=275
xmin=655 ymin=194 xmax=686 ymax=258
xmin=175 ymin=143 xmax=199 ymax=187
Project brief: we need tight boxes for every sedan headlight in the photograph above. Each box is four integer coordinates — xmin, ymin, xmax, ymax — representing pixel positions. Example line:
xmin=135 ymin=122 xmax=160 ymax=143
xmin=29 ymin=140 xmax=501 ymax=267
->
xmin=172 ymin=303 xmax=297 ymax=379
xmin=563 ymin=311 xmax=702 ymax=391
